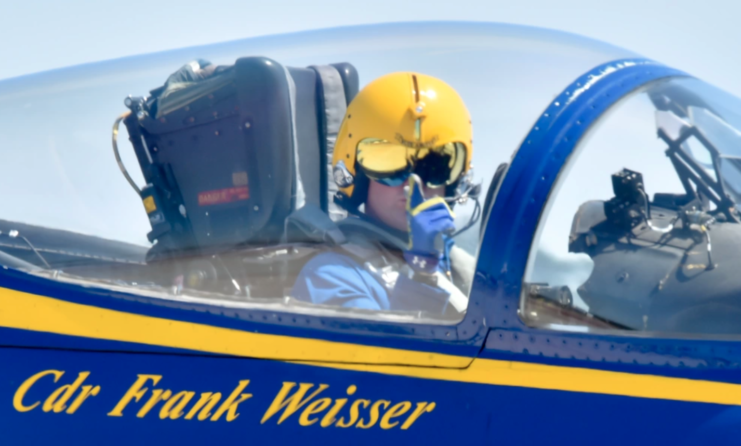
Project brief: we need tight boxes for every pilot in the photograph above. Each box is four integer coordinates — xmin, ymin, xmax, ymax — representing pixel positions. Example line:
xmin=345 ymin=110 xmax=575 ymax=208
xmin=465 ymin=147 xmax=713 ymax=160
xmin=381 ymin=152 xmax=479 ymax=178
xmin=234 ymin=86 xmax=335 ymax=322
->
xmin=291 ymin=72 xmax=475 ymax=316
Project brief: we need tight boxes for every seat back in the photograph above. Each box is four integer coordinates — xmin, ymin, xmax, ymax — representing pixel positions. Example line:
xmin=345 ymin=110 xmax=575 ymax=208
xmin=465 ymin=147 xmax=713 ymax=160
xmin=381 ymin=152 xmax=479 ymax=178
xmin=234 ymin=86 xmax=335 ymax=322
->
xmin=123 ymin=57 xmax=358 ymax=259
xmin=310 ymin=63 xmax=359 ymax=220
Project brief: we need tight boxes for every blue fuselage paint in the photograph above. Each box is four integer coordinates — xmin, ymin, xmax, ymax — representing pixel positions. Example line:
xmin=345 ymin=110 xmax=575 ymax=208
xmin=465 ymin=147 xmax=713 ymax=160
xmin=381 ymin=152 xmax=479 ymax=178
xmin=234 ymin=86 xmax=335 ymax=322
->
xmin=0 ymin=347 xmax=734 ymax=446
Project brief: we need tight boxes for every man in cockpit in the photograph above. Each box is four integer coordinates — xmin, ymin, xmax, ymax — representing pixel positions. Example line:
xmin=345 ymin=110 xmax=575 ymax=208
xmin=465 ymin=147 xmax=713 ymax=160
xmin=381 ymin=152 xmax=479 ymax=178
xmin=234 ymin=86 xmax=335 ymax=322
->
xmin=291 ymin=72 xmax=476 ymax=317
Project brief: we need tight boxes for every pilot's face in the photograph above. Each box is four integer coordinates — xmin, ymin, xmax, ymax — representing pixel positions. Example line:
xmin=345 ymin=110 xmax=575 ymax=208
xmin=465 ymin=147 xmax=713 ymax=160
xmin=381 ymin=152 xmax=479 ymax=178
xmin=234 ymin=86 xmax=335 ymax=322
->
xmin=365 ymin=180 xmax=444 ymax=231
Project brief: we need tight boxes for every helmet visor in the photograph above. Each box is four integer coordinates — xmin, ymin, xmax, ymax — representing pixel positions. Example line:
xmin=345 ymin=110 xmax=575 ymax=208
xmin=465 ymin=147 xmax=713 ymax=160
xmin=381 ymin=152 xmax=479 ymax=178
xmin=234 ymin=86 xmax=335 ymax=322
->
xmin=356 ymin=138 xmax=467 ymax=187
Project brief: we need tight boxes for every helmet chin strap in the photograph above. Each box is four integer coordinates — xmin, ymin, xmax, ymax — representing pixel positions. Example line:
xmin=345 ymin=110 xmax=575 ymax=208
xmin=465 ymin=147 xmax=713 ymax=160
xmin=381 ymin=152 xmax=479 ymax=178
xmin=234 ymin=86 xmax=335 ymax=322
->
xmin=444 ymin=173 xmax=483 ymax=238
xmin=451 ymin=196 xmax=482 ymax=238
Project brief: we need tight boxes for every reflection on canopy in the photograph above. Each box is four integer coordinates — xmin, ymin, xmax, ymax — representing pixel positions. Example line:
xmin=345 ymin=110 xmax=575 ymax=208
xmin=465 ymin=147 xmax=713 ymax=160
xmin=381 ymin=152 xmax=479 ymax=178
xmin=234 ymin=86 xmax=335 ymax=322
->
xmin=0 ymin=22 xmax=634 ymax=248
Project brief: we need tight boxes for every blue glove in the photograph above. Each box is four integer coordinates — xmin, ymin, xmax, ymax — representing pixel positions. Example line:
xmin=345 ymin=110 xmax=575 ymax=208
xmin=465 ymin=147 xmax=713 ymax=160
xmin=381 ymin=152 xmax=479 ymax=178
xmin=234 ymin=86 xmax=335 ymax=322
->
xmin=403 ymin=174 xmax=456 ymax=274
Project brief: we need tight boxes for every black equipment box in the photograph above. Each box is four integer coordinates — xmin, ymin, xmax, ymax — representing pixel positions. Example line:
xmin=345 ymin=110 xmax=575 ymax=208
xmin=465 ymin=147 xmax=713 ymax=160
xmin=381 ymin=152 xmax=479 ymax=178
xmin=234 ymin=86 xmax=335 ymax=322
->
xmin=122 ymin=57 xmax=358 ymax=260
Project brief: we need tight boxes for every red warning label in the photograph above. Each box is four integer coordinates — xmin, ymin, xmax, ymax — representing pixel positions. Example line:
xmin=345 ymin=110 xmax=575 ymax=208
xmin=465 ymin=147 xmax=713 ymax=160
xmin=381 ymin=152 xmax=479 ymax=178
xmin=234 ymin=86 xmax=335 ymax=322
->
xmin=198 ymin=186 xmax=250 ymax=206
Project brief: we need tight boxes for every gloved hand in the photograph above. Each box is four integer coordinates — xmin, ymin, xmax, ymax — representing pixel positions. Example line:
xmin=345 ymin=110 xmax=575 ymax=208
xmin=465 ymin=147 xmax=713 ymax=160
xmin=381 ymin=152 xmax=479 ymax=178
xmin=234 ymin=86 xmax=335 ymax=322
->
xmin=403 ymin=174 xmax=456 ymax=274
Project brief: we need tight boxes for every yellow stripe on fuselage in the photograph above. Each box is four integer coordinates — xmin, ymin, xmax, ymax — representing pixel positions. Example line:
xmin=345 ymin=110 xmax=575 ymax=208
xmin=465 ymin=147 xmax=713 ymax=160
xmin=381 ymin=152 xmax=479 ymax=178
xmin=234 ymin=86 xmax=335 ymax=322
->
xmin=2 ymin=285 xmax=741 ymax=407
xmin=312 ymin=358 xmax=741 ymax=406
xmin=0 ymin=286 xmax=468 ymax=367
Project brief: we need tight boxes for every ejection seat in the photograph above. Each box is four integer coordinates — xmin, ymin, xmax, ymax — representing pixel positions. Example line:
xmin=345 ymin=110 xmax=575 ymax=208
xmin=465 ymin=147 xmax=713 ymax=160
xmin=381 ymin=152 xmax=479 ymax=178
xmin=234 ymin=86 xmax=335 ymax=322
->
xmin=118 ymin=57 xmax=358 ymax=295
xmin=121 ymin=57 xmax=358 ymax=259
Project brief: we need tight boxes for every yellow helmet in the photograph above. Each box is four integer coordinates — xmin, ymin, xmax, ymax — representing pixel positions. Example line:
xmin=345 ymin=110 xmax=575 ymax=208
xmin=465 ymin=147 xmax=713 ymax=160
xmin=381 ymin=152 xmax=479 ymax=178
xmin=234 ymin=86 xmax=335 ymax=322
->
xmin=332 ymin=72 xmax=473 ymax=211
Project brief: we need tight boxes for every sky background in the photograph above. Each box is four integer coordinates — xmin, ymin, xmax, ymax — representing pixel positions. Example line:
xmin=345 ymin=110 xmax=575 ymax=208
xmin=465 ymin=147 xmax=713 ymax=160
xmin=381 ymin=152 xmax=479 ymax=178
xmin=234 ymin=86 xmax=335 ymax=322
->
xmin=1 ymin=0 xmax=740 ymax=97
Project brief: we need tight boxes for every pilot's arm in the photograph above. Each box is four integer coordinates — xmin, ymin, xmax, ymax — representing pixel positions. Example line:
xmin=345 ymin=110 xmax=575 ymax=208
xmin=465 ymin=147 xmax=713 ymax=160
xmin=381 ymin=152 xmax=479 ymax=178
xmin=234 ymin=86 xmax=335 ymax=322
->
xmin=291 ymin=252 xmax=452 ymax=313
xmin=292 ymin=252 xmax=390 ymax=310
